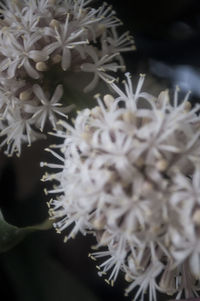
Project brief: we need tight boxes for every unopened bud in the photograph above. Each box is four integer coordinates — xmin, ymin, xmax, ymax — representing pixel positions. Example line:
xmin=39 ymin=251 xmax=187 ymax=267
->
xmin=81 ymin=131 xmax=91 ymax=142
xmin=103 ymin=94 xmax=114 ymax=108
xmin=51 ymin=54 xmax=62 ymax=64
xmin=49 ymin=19 xmax=59 ymax=28
xmin=92 ymin=216 xmax=105 ymax=230
xmin=91 ymin=106 xmax=101 ymax=117
xmin=135 ymin=157 xmax=144 ymax=167
xmin=19 ymin=90 xmax=31 ymax=101
xmin=100 ymin=230 xmax=110 ymax=246
xmin=193 ymin=209 xmax=200 ymax=225
xmin=125 ymin=273 xmax=132 ymax=282
xmin=143 ymin=181 xmax=153 ymax=193
xmin=157 ymin=90 xmax=169 ymax=105
xmin=36 ymin=61 xmax=48 ymax=71
xmin=184 ymin=101 xmax=191 ymax=112
xmin=96 ymin=24 xmax=106 ymax=36
xmin=156 ymin=159 xmax=168 ymax=172
xmin=122 ymin=111 xmax=135 ymax=123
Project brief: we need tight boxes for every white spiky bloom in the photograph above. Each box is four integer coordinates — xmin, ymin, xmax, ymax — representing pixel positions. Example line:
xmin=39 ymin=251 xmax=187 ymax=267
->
xmin=0 ymin=0 xmax=135 ymax=156
xmin=41 ymin=72 xmax=200 ymax=300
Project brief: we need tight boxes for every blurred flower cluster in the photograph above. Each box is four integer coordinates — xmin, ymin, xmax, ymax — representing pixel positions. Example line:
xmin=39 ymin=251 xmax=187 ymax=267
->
xmin=42 ymin=73 xmax=200 ymax=300
xmin=0 ymin=0 xmax=134 ymax=156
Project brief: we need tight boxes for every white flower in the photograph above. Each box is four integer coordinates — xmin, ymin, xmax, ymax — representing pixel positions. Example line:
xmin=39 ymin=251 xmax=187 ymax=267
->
xmin=26 ymin=84 xmax=73 ymax=131
xmin=4 ymin=32 xmax=47 ymax=78
xmin=42 ymin=73 xmax=200 ymax=300
xmin=1 ymin=3 xmax=40 ymax=36
xmin=0 ymin=108 xmax=43 ymax=156
xmin=43 ymin=13 xmax=88 ymax=71
xmin=0 ymin=78 xmax=25 ymax=118
xmin=101 ymin=27 xmax=136 ymax=66
xmin=125 ymin=261 xmax=164 ymax=301
xmin=81 ymin=46 xmax=124 ymax=92
xmin=95 ymin=2 xmax=122 ymax=29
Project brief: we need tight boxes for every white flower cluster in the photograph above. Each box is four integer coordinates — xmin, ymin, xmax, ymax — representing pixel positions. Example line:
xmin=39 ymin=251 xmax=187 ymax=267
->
xmin=42 ymin=73 xmax=200 ymax=301
xmin=0 ymin=0 xmax=134 ymax=156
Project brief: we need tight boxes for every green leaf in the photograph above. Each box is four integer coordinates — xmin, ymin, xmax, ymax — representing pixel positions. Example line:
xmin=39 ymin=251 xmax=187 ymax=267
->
xmin=0 ymin=210 xmax=52 ymax=253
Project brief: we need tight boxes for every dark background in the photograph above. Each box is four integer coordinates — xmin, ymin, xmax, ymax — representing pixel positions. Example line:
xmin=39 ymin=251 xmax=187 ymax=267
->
xmin=1 ymin=1 xmax=200 ymax=300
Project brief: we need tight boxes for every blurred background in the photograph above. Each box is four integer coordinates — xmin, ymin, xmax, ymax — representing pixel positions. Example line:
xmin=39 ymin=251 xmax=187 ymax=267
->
xmin=1 ymin=0 xmax=200 ymax=300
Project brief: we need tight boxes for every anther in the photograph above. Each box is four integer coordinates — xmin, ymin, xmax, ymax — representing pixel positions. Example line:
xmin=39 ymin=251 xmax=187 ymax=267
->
xmin=64 ymin=236 xmax=68 ymax=243
xmin=125 ymin=273 xmax=132 ymax=282
xmin=105 ymin=279 xmax=110 ymax=285
xmin=44 ymin=188 xmax=48 ymax=195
